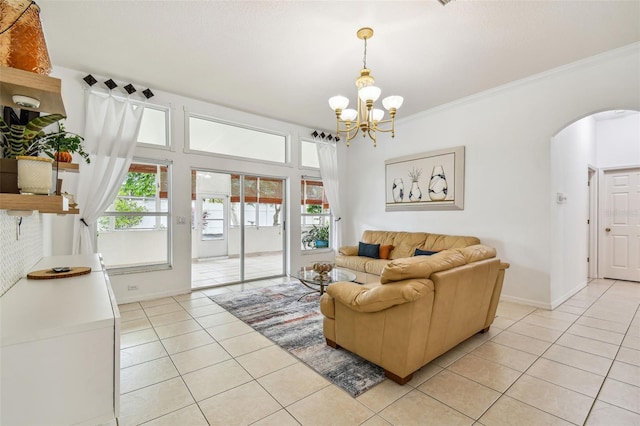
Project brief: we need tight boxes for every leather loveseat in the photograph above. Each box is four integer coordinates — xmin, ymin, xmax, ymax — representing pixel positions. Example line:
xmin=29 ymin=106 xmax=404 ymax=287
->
xmin=321 ymin=244 xmax=509 ymax=384
xmin=336 ymin=230 xmax=481 ymax=283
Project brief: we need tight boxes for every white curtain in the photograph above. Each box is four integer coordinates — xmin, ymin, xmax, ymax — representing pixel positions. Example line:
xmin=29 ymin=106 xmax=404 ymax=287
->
xmin=316 ymin=140 xmax=343 ymax=250
xmin=72 ymin=90 xmax=145 ymax=254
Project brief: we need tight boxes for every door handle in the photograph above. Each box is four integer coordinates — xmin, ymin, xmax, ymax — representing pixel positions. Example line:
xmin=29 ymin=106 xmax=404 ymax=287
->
xmin=605 ymin=227 xmax=611 ymax=232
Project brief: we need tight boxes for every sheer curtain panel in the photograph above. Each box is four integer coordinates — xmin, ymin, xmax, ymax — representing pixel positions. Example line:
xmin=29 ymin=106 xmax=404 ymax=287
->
xmin=73 ymin=90 xmax=145 ymax=254
xmin=316 ymin=140 xmax=343 ymax=249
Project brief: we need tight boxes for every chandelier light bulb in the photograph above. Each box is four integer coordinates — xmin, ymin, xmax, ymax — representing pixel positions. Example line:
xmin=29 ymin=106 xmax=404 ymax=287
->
xmin=382 ymin=96 xmax=404 ymax=110
xmin=358 ymin=86 xmax=381 ymax=103
xmin=329 ymin=95 xmax=349 ymax=111
xmin=340 ymin=109 xmax=358 ymax=122
xmin=371 ymin=108 xmax=384 ymax=122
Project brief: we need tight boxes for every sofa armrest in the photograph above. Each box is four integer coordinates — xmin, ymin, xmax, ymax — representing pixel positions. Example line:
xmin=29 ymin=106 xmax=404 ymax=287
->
xmin=339 ymin=245 xmax=359 ymax=256
xmin=326 ymin=280 xmax=433 ymax=313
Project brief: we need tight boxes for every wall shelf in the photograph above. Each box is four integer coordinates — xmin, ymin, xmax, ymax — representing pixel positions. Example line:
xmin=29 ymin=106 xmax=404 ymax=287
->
xmin=0 ymin=194 xmax=78 ymax=214
xmin=53 ymin=162 xmax=79 ymax=172
xmin=0 ymin=66 xmax=66 ymax=116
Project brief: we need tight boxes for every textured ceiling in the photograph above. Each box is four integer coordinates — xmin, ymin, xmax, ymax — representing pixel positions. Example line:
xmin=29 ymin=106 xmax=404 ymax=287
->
xmin=37 ymin=0 xmax=640 ymax=131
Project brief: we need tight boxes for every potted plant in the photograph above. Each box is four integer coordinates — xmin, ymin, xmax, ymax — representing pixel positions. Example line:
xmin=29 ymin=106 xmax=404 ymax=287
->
xmin=0 ymin=113 xmax=88 ymax=194
xmin=302 ymin=223 xmax=330 ymax=248
xmin=36 ymin=122 xmax=90 ymax=164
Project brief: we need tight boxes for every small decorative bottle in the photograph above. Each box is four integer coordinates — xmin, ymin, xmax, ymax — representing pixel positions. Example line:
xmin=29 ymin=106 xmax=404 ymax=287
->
xmin=392 ymin=178 xmax=404 ymax=202
xmin=428 ymin=165 xmax=448 ymax=201
xmin=408 ymin=167 xmax=422 ymax=202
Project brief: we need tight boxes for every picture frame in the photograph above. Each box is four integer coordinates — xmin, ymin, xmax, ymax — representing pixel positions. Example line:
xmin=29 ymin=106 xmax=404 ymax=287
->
xmin=385 ymin=146 xmax=465 ymax=211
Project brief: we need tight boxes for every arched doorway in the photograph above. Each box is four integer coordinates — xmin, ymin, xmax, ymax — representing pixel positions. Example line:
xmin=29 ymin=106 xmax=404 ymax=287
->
xmin=550 ymin=110 xmax=639 ymax=305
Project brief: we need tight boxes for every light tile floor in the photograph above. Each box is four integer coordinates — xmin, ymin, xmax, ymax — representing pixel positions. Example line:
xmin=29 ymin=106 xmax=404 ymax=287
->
xmin=192 ymin=253 xmax=284 ymax=289
xmin=118 ymin=278 xmax=640 ymax=425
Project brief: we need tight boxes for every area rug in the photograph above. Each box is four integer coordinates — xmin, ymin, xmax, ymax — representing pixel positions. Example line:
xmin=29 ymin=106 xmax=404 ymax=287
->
xmin=208 ymin=282 xmax=385 ymax=397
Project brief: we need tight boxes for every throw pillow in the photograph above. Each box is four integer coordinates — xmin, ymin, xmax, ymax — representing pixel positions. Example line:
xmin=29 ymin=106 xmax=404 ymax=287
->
xmin=414 ymin=248 xmax=438 ymax=256
xmin=358 ymin=242 xmax=380 ymax=259
xmin=379 ymin=245 xmax=394 ymax=260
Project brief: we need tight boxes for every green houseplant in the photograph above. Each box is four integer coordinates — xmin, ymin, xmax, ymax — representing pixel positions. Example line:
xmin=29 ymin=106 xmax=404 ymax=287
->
xmin=302 ymin=224 xmax=330 ymax=248
xmin=0 ymin=114 xmax=89 ymax=194
xmin=0 ymin=114 xmax=89 ymax=162
xmin=0 ymin=113 xmax=66 ymax=159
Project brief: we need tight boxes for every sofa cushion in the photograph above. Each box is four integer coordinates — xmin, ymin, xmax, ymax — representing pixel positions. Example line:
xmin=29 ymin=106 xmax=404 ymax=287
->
xmin=335 ymin=255 xmax=372 ymax=272
xmin=455 ymin=244 xmax=497 ymax=263
xmin=339 ymin=245 xmax=359 ymax=256
xmin=380 ymin=250 xmax=467 ymax=284
xmin=358 ymin=242 xmax=380 ymax=258
xmin=379 ymin=245 xmax=394 ymax=259
xmin=326 ymin=279 xmax=433 ymax=313
xmin=364 ymin=259 xmax=390 ymax=276
xmin=421 ymin=234 xmax=481 ymax=251
xmin=414 ymin=248 xmax=438 ymax=256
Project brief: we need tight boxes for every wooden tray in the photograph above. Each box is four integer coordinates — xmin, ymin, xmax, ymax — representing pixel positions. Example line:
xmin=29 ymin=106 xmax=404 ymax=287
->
xmin=27 ymin=267 xmax=92 ymax=280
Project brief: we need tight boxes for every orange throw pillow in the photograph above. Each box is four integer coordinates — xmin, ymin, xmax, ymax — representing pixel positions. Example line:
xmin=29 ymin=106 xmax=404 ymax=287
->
xmin=379 ymin=245 xmax=394 ymax=260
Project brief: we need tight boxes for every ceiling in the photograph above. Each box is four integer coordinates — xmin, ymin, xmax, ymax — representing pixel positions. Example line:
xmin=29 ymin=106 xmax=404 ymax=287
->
xmin=37 ymin=1 xmax=640 ymax=131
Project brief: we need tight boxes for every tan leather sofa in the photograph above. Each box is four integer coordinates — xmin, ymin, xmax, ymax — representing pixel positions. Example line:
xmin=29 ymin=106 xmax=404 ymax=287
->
xmin=336 ymin=230 xmax=481 ymax=283
xmin=321 ymin=244 xmax=509 ymax=384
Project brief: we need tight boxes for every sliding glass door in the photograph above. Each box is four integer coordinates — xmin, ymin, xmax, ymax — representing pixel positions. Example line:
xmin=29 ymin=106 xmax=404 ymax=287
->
xmin=192 ymin=170 xmax=286 ymax=288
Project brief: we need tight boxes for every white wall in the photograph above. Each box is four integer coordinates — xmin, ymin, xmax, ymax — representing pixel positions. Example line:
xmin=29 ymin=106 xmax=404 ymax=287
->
xmin=342 ymin=44 xmax=640 ymax=308
xmin=547 ymin=110 xmax=639 ymax=308
xmin=595 ymin=113 xmax=640 ymax=168
xmin=550 ymin=116 xmax=595 ymax=307
xmin=48 ymin=66 xmax=336 ymax=303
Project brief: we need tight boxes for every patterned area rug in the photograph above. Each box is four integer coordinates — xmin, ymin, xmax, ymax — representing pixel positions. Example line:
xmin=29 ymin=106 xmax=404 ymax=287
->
xmin=209 ymin=282 xmax=385 ymax=397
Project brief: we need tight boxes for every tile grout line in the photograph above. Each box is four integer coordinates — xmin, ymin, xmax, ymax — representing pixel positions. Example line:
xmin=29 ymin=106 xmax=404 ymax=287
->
xmin=465 ymin=279 xmax=611 ymax=424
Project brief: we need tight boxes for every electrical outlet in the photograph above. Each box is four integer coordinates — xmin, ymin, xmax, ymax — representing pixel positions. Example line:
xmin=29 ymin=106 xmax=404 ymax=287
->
xmin=128 ymin=285 xmax=139 ymax=291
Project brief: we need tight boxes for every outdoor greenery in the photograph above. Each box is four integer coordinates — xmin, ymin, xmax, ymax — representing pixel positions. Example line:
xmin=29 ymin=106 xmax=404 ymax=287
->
xmin=99 ymin=172 xmax=157 ymax=230
xmin=306 ymin=204 xmax=323 ymax=214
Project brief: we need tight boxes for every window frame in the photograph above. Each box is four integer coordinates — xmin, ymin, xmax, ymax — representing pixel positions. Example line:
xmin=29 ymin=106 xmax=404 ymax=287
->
xmin=301 ymin=177 xmax=332 ymax=252
xmin=184 ymin=112 xmax=290 ymax=166
xmin=97 ymin=157 xmax=173 ymax=273
xmin=136 ymin=104 xmax=171 ymax=150
xmin=300 ymin=139 xmax=320 ymax=171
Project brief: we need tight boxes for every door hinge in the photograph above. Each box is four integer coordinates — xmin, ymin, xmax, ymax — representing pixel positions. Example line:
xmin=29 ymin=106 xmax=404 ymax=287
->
xmin=587 ymin=219 xmax=590 ymax=224
xmin=587 ymin=257 xmax=590 ymax=263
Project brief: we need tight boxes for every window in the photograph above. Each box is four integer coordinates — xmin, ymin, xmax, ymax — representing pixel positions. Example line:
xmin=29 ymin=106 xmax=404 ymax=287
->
xmin=97 ymin=160 xmax=171 ymax=270
xmin=230 ymin=175 xmax=283 ymax=227
xmin=137 ymin=106 xmax=169 ymax=147
xmin=301 ymin=178 xmax=331 ymax=250
xmin=188 ymin=115 xmax=287 ymax=163
xmin=201 ymin=197 xmax=224 ymax=240
xmin=300 ymin=140 xmax=319 ymax=168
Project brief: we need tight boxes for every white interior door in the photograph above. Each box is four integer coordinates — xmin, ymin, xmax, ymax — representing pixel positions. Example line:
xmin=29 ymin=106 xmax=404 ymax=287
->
xmin=196 ymin=194 xmax=228 ymax=259
xmin=600 ymin=168 xmax=640 ymax=282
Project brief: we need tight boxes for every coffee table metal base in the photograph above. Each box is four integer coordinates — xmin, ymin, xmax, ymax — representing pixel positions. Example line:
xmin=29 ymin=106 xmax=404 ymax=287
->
xmin=294 ymin=267 xmax=357 ymax=300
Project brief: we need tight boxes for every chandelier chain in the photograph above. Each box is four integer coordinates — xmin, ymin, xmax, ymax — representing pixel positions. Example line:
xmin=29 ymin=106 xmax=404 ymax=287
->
xmin=362 ymin=37 xmax=368 ymax=69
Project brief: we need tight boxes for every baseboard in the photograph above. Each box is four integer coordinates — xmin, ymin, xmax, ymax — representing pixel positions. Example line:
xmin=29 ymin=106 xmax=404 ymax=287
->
xmin=499 ymin=294 xmax=551 ymax=310
xmin=549 ymin=281 xmax=588 ymax=310
xmin=115 ymin=288 xmax=191 ymax=305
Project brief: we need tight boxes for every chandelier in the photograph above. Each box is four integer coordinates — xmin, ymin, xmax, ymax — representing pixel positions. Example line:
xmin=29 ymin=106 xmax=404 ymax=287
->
xmin=328 ymin=27 xmax=403 ymax=147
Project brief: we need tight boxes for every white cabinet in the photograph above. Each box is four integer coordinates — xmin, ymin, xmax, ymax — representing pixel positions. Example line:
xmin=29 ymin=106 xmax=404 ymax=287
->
xmin=0 ymin=254 xmax=120 ymax=425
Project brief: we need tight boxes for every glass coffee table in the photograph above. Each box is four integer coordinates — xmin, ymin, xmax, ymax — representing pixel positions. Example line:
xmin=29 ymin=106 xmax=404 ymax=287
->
xmin=295 ymin=266 xmax=356 ymax=297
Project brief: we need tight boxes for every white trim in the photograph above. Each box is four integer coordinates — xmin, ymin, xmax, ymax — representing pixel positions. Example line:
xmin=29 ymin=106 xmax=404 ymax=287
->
xmin=549 ymin=280 xmax=588 ymax=310
xmin=400 ymin=42 xmax=640 ymax=125
xmin=184 ymin=110 xmax=290 ymax=165
xmin=499 ymin=295 xmax=551 ymax=310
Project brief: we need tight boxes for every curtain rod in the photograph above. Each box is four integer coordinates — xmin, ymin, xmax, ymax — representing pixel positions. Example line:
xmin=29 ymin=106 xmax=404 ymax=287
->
xmin=82 ymin=74 xmax=154 ymax=99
